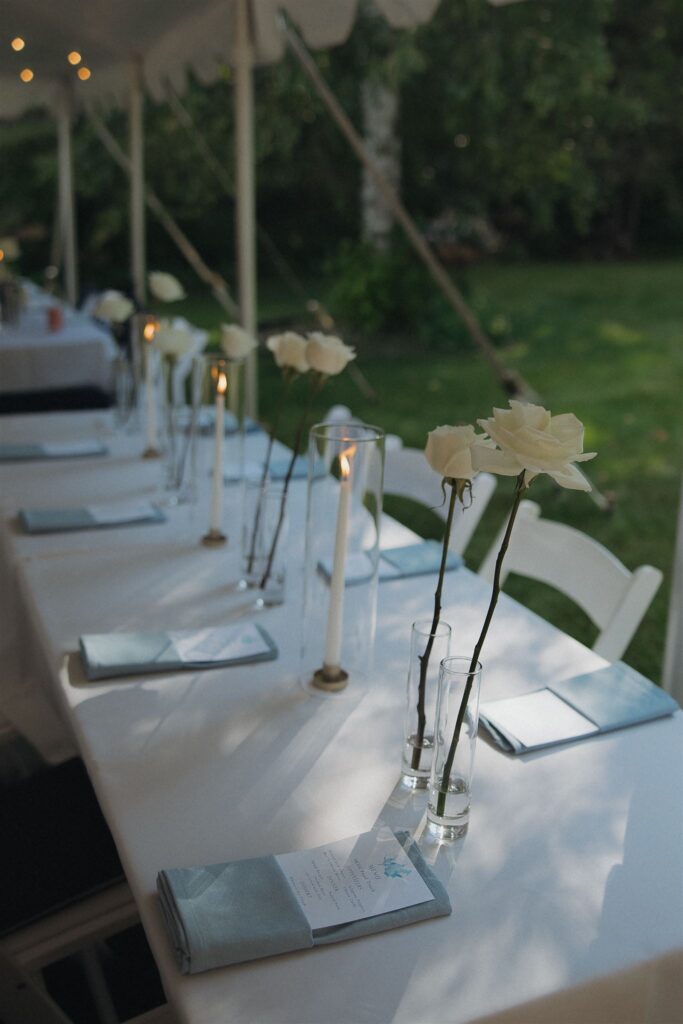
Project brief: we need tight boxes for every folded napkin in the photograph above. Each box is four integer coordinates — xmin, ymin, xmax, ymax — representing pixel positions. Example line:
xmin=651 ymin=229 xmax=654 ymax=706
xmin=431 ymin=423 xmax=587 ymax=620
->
xmin=479 ymin=662 xmax=679 ymax=755
xmin=79 ymin=623 xmax=278 ymax=681
xmin=0 ymin=440 xmax=108 ymax=462
xmin=318 ymin=541 xmax=463 ymax=586
xmin=20 ymin=502 xmax=165 ymax=535
xmin=157 ymin=830 xmax=451 ymax=974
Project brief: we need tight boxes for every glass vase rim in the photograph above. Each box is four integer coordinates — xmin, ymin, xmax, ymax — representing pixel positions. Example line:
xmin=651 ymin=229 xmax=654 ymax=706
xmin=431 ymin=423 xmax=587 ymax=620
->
xmin=412 ymin=619 xmax=452 ymax=638
xmin=202 ymin=352 xmax=246 ymax=366
xmin=309 ymin=421 xmax=385 ymax=444
xmin=439 ymin=655 xmax=482 ymax=675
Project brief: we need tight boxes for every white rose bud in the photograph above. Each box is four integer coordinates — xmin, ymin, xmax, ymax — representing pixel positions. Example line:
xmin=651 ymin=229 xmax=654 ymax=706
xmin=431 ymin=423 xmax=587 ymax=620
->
xmin=266 ymin=331 xmax=309 ymax=374
xmin=93 ymin=289 xmax=134 ymax=324
xmin=473 ymin=400 xmax=597 ymax=491
xmin=425 ymin=424 xmax=491 ymax=481
xmin=220 ymin=323 xmax=258 ymax=360
xmin=153 ymin=320 xmax=197 ymax=360
xmin=306 ymin=333 xmax=356 ymax=376
xmin=148 ymin=271 xmax=186 ymax=302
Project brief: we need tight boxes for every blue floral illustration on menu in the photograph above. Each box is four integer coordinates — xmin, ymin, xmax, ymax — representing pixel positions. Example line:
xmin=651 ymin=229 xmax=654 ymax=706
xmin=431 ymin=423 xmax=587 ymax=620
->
xmin=382 ymin=856 xmax=411 ymax=879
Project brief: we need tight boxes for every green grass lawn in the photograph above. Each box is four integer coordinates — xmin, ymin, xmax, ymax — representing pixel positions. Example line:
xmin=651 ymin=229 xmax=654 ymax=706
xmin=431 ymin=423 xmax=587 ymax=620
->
xmin=173 ymin=259 xmax=682 ymax=683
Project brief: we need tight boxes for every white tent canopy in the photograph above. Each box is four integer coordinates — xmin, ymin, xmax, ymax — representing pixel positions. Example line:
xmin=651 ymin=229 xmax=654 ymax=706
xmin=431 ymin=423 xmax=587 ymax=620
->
xmin=0 ymin=0 xmax=440 ymax=117
xmin=1 ymin=0 xmax=440 ymax=414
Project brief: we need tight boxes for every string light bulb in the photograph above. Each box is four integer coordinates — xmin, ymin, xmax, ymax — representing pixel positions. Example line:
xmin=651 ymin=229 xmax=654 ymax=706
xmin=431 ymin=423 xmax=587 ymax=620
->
xmin=67 ymin=51 xmax=82 ymax=65
xmin=77 ymin=66 xmax=91 ymax=81
xmin=11 ymin=38 xmax=25 ymax=51
xmin=19 ymin=68 xmax=34 ymax=83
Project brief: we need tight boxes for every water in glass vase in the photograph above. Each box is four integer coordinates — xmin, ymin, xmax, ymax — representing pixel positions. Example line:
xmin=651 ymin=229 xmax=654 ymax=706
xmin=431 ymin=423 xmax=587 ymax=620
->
xmin=402 ymin=732 xmax=434 ymax=788
xmin=426 ymin=775 xmax=471 ymax=839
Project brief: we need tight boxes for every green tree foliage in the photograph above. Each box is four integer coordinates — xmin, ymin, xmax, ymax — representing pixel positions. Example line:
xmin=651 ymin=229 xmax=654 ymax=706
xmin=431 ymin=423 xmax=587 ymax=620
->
xmin=1 ymin=0 xmax=682 ymax=286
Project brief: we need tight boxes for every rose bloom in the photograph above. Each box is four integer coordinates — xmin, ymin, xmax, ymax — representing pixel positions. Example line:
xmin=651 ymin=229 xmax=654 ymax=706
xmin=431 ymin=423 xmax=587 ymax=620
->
xmin=154 ymin=321 xmax=197 ymax=360
xmin=306 ymin=333 xmax=356 ymax=376
xmin=148 ymin=271 xmax=186 ymax=302
xmin=473 ymin=400 xmax=596 ymax=491
xmin=220 ymin=324 xmax=257 ymax=360
xmin=425 ymin=424 xmax=492 ymax=481
xmin=266 ymin=331 xmax=309 ymax=374
xmin=93 ymin=289 xmax=134 ymax=324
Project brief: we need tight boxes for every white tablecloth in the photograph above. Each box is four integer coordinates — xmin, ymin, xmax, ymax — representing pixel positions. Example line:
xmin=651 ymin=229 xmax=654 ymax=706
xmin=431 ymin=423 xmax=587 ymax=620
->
xmin=1 ymin=411 xmax=681 ymax=1024
xmin=0 ymin=287 xmax=117 ymax=394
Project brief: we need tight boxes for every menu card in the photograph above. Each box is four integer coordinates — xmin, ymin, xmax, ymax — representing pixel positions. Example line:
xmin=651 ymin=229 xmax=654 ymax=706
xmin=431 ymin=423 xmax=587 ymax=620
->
xmin=276 ymin=828 xmax=434 ymax=931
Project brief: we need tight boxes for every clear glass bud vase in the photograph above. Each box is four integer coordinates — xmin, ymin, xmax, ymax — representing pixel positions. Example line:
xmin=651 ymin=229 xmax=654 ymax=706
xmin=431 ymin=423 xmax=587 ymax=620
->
xmin=402 ymin=620 xmax=452 ymax=788
xmin=427 ymin=655 xmax=482 ymax=839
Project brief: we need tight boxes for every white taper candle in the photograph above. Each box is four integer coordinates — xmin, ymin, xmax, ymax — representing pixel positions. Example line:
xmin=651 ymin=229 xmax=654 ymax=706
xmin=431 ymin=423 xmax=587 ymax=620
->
xmin=210 ymin=372 xmax=227 ymax=532
xmin=323 ymin=445 xmax=355 ymax=673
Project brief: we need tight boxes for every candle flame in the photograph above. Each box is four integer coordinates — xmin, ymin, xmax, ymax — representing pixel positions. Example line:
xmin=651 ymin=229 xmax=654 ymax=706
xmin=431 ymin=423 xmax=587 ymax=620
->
xmin=217 ymin=372 xmax=228 ymax=395
xmin=143 ymin=322 xmax=157 ymax=342
xmin=339 ymin=444 xmax=357 ymax=480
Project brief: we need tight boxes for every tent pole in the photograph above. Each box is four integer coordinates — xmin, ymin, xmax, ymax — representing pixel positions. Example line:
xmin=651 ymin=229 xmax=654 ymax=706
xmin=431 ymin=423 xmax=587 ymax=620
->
xmin=233 ymin=0 xmax=258 ymax=419
xmin=129 ymin=55 xmax=146 ymax=306
xmin=86 ymin=107 xmax=239 ymax=319
xmin=56 ymin=82 xmax=78 ymax=307
xmin=282 ymin=19 xmax=531 ymax=402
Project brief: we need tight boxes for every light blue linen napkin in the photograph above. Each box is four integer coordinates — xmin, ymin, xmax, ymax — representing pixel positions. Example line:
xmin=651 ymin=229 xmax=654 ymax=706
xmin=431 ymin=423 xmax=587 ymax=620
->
xmin=79 ymin=624 xmax=278 ymax=681
xmin=157 ymin=831 xmax=451 ymax=975
xmin=19 ymin=504 xmax=166 ymax=534
xmin=0 ymin=441 xmax=108 ymax=462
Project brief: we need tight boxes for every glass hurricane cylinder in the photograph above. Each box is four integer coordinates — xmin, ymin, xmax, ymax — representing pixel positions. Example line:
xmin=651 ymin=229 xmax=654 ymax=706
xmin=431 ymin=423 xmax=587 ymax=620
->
xmin=199 ymin=354 xmax=246 ymax=545
xmin=402 ymin=620 xmax=452 ymax=788
xmin=427 ymin=656 xmax=482 ymax=840
xmin=130 ymin=313 xmax=160 ymax=437
xmin=159 ymin=354 xmax=202 ymax=506
xmin=300 ymin=422 xmax=385 ymax=696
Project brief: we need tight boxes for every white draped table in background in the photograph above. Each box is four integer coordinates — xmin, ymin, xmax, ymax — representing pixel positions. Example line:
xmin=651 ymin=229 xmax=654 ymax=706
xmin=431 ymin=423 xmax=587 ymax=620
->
xmin=0 ymin=411 xmax=681 ymax=1024
xmin=0 ymin=284 xmax=117 ymax=396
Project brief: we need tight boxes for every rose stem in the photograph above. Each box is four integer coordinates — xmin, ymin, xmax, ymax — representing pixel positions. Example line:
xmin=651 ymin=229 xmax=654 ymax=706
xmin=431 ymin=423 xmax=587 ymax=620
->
xmin=246 ymin=373 xmax=292 ymax=574
xmin=435 ymin=472 xmax=526 ymax=817
xmin=259 ymin=374 xmax=322 ymax=590
xmin=411 ymin=481 xmax=457 ymax=770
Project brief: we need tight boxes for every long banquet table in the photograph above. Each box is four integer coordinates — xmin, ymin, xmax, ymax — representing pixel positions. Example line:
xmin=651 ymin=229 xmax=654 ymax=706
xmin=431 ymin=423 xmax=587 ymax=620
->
xmin=0 ymin=284 xmax=117 ymax=397
xmin=1 ymin=411 xmax=681 ymax=1024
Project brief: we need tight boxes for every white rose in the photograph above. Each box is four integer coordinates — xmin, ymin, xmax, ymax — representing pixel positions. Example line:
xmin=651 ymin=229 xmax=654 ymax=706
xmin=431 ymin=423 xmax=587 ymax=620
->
xmin=472 ymin=400 xmax=597 ymax=491
xmin=148 ymin=271 xmax=186 ymax=302
xmin=306 ymin=333 xmax=356 ymax=376
xmin=153 ymin=321 xmax=197 ymax=360
xmin=93 ymin=289 xmax=134 ymax=324
xmin=266 ymin=331 xmax=309 ymax=374
xmin=0 ymin=237 xmax=20 ymax=261
xmin=220 ymin=323 xmax=257 ymax=360
xmin=425 ymin=424 xmax=492 ymax=481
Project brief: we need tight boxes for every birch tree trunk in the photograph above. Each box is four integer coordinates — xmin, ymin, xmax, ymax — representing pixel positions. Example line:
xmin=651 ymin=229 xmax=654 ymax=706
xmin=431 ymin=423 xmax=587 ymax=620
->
xmin=361 ymin=77 xmax=400 ymax=249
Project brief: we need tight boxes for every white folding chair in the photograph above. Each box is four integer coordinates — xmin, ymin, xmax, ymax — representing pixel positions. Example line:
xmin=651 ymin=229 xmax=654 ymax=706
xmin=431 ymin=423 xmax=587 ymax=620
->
xmin=383 ymin=446 xmax=497 ymax=556
xmin=662 ymin=478 xmax=682 ymax=702
xmin=479 ymin=500 xmax=663 ymax=662
xmin=0 ymin=757 xmax=173 ymax=1024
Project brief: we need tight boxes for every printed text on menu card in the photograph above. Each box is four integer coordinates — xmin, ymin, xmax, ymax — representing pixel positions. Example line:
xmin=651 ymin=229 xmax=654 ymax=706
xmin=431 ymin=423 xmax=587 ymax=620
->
xmin=275 ymin=828 xmax=433 ymax=931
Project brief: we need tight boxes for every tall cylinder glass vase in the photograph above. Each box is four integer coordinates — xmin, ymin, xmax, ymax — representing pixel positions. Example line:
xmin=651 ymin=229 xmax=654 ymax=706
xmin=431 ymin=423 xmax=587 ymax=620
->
xmin=199 ymin=354 xmax=246 ymax=546
xmin=427 ymin=656 xmax=482 ymax=839
xmin=402 ymin=620 xmax=452 ymax=788
xmin=300 ymin=422 xmax=385 ymax=697
xmin=160 ymin=354 xmax=202 ymax=507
